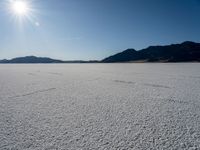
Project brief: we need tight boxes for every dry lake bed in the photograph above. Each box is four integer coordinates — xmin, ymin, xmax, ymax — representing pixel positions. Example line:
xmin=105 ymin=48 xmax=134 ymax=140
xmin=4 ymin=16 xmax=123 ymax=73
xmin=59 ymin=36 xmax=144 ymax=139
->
xmin=0 ymin=63 xmax=200 ymax=150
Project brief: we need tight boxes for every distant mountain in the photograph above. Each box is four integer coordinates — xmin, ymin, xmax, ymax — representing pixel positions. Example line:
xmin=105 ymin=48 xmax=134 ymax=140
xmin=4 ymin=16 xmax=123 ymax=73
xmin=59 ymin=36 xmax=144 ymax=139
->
xmin=0 ymin=56 xmax=99 ymax=63
xmin=0 ymin=56 xmax=64 ymax=63
xmin=102 ymin=41 xmax=200 ymax=62
xmin=1 ymin=42 xmax=200 ymax=63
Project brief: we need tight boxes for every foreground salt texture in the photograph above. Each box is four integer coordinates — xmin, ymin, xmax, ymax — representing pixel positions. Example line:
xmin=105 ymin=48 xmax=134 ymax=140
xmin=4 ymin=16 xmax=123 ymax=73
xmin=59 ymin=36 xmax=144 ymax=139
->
xmin=0 ymin=63 xmax=200 ymax=149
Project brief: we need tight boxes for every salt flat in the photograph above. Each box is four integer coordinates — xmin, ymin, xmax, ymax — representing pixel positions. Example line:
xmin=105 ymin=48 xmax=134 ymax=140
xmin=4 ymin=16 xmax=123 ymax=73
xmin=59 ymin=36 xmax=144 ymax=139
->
xmin=0 ymin=63 xmax=200 ymax=150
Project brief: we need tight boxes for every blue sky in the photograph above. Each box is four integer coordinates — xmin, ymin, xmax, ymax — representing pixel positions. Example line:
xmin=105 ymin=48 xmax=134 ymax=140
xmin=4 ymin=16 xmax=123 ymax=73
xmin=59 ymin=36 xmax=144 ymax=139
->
xmin=0 ymin=0 xmax=200 ymax=60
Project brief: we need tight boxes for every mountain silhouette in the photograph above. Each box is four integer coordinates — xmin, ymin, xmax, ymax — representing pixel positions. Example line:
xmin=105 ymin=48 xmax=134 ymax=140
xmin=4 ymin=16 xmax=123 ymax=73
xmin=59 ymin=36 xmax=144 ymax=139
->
xmin=0 ymin=56 xmax=63 ymax=63
xmin=102 ymin=41 xmax=200 ymax=62
xmin=0 ymin=56 xmax=99 ymax=63
xmin=1 ymin=41 xmax=200 ymax=63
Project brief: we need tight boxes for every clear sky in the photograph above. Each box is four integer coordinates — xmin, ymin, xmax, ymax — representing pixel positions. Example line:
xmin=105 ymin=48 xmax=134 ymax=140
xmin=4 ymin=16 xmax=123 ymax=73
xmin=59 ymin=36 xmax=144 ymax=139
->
xmin=0 ymin=0 xmax=200 ymax=60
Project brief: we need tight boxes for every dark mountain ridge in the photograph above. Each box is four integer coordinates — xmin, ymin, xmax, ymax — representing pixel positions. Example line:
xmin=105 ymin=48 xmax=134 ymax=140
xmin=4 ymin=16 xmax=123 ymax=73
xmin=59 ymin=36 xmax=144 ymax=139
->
xmin=0 ymin=56 xmax=63 ymax=63
xmin=102 ymin=41 xmax=200 ymax=62
xmin=0 ymin=41 xmax=200 ymax=63
xmin=0 ymin=56 xmax=99 ymax=63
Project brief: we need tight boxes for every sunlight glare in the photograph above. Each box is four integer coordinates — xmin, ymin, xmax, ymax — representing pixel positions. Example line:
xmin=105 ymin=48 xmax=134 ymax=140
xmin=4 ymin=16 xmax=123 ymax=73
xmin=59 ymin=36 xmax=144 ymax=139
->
xmin=6 ymin=0 xmax=38 ymax=25
xmin=12 ymin=1 xmax=28 ymax=15
xmin=10 ymin=0 xmax=31 ymax=17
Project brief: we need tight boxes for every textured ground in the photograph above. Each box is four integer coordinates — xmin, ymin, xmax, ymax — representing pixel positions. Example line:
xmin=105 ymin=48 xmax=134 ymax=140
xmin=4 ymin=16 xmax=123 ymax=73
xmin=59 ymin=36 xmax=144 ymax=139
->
xmin=0 ymin=63 xmax=200 ymax=150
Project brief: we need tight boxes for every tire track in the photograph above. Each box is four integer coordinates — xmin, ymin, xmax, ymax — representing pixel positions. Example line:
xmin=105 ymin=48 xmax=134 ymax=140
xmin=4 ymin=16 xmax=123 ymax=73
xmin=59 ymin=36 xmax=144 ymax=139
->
xmin=8 ymin=88 xmax=56 ymax=99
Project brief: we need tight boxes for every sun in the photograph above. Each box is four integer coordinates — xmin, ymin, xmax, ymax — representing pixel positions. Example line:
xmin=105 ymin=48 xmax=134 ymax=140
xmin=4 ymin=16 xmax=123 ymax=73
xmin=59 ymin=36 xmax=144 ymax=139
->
xmin=5 ymin=0 xmax=39 ymax=26
xmin=12 ymin=1 xmax=28 ymax=15
xmin=11 ymin=0 xmax=30 ymax=16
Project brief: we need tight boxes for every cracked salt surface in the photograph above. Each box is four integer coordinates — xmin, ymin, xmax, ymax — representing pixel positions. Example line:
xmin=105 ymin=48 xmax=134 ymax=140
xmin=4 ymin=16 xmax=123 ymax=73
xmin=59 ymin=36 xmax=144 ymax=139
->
xmin=0 ymin=63 xmax=200 ymax=149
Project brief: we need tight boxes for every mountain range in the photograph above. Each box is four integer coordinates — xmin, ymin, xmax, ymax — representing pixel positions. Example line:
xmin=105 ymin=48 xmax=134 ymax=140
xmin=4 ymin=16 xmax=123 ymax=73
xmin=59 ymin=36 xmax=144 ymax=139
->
xmin=102 ymin=41 xmax=200 ymax=62
xmin=0 ymin=56 xmax=98 ymax=63
xmin=0 ymin=41 xmax=200 ymax=63
xmin=0 ymin=56 xmax=63 ymax=63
